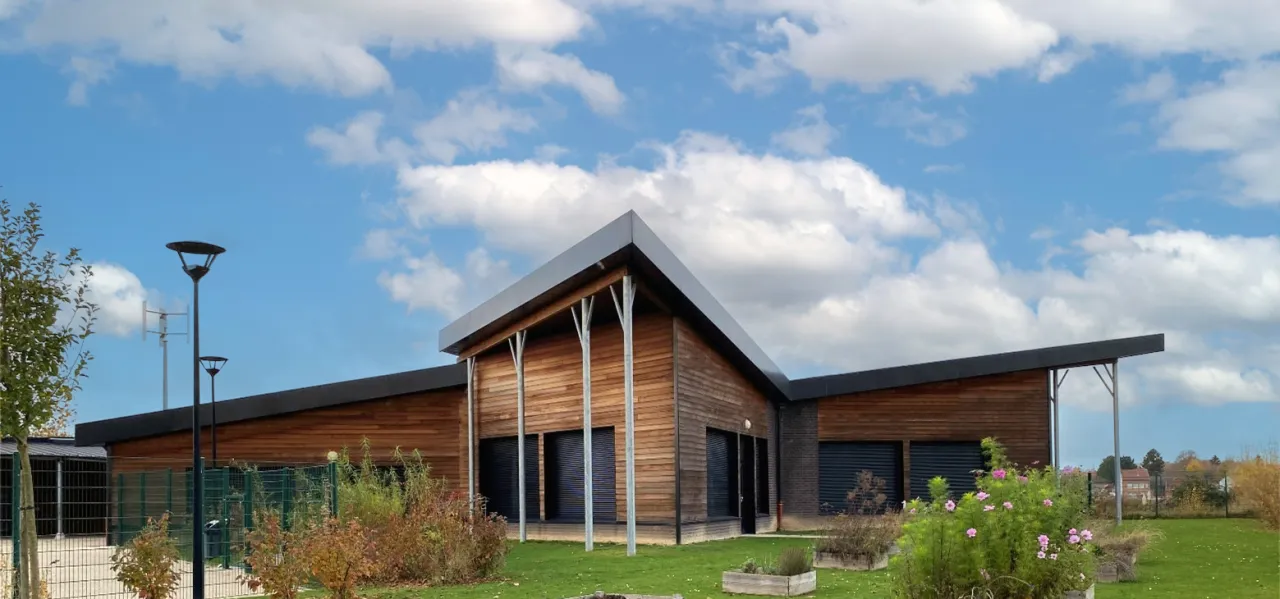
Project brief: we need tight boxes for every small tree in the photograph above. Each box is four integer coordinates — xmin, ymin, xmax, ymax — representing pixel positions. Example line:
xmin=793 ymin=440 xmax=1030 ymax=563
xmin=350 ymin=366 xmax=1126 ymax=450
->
xmin=1095 ymin=455 xmax=1137 ymax=481
xmin=111 ymin=514 xmax=181 ymax=599
xmin=1141 ymin=449 xmax=1165 ymax=475
xmin=0 ymin=200 xmax=96 ymax=599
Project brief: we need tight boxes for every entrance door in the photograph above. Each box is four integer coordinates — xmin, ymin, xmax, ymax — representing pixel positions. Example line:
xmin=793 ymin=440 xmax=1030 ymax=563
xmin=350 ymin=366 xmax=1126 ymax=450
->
xmin=739 ymin=435 xmax=756 ymax=534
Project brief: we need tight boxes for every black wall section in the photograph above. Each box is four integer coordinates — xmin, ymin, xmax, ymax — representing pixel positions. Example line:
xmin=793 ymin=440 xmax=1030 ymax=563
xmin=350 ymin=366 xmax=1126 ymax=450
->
xmin=755 ymin=438 xmax=769 ymax=516
xmin=909 ymin=441 xmax=985 ymax=500
xmin=545 ymin=427 xmax=617 ymax=523
xmin=706 ymin=428 xmax=739 ymax=519
xmin=818 ymin=441 xmax=903 ymax=514
xmin=478 ymin=436 xmax=540 ymax=522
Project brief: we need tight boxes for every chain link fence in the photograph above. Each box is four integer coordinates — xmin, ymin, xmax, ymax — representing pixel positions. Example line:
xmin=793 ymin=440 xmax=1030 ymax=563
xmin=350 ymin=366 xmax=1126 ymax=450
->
xmin=1085 ymin=470 xmax=1241 ymax=520
xmin=4 ymin=457 xmax=337 ymax=599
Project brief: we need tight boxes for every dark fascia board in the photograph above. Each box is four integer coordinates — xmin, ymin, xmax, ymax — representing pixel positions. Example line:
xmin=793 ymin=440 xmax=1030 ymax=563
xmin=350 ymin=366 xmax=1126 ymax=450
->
xmin=789 ymin=334 xmax=1165 ymax=401
xmin=75 ymin=363 xmax=467 ymax=447
xmin=437 ymin=211 xmax=791 ymax=399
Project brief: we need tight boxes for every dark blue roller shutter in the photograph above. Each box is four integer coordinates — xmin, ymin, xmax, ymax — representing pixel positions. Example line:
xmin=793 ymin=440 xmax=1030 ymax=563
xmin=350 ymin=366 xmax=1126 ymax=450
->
xmin=707 ymin=428 xmax=738 ymax=519
xmin=818 ymin=442 xmax=902 ymax=514
xmin=909 ymin=441 xmax=985 ymax=500
xmin=591 ymin=428 xmax=618 ymax=522
xmin=479 ymin=436 xmax=540 ymax=522
xmin=1 ymin=456 xmax=11 ymax=538
xmin=546 ymin=431 xmax=584 ymax=521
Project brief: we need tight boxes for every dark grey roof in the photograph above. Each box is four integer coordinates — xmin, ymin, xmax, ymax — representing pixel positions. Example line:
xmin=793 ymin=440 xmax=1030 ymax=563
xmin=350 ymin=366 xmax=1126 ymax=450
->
xmin=2 ymin=437 xmax=106 ymax=459
xmin=789 ymin=334 xmax=1166 ymax=400
xmin=75 ymin=363 xmax=467 ymax=447
xmin=438 ymin=210 xmax=792 ymax=400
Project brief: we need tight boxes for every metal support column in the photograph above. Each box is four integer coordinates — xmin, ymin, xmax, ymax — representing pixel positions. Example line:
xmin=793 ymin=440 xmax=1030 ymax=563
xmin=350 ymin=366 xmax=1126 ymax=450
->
xmin=466 ymin=356 xmax=476 ymax=510
xmin=611 ymin=275 xmax=638 ymax=556
xmin=56 ymin=458 xmax=64 ymax=539
xmin=1094 ymin=360 xmax=1122 ymax=524
xmin=509 ymin=331 xmax=528 ymax=542
xmin=571 ymin=296 xmax=596 ymax=551
xmin=1052 ymin=369 xmax=1068 ymax=473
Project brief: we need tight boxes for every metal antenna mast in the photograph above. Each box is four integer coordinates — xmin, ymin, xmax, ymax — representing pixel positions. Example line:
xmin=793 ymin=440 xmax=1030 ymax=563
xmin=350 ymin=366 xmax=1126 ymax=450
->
xmin=142 ymin=301 xmax=189 ymax=410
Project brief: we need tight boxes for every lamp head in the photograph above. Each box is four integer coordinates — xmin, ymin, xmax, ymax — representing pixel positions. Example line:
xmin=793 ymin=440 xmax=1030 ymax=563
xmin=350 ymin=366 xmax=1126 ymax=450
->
xmin=166 ymin=241 xmax=225 ymax=282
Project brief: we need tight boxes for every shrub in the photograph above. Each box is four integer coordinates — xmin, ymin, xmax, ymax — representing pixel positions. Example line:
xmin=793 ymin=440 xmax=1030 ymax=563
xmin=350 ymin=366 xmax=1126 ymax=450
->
xmin=240 ymin=511 xmax=310 ymax=599
xmin=110 ymin=513 xmax=181 ymax=599
xmin=775 ymin=547 xmax=813 ymax=576
xmin=892 ymin=437 xmax=1096 ymax=599
xmin=816 ymin=469 xmax=902 ymax=559
xmin=298 ymin=518 xmax=376 ymax=599
xmin=1232 ymin=445 xmax=1280 ymax=529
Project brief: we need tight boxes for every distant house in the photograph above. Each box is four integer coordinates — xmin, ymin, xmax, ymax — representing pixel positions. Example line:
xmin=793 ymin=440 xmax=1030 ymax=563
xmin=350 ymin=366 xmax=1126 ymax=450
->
xmin=1119 ymin=468 xmax=1154 ymax=503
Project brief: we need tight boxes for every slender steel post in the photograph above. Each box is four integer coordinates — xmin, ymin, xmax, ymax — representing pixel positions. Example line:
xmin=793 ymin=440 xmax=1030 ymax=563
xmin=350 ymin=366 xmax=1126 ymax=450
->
xmin=509 ymin=331 xmax=528 ymax=542
xmin=1052 ymin=369 xmax=1061 ymax=472
xmin=611 ymin=276 xmax=637 ymax=556
xmin=191 ymin=277 xmax=205 ymax=596
xmin=1111 ymin=360 xmax=1122 ymax=524
xmin=55 ymin=459 xmax=63 ymax=539
xmin=210 ymin=374 xmax=218 ymax=465
xmin=466 ymin=356 xmax=476 ymax=509
xmin=161 ymin=312 xmax=169 ymax=411
xmin=572 ymin=297 xmax=595 ymax=551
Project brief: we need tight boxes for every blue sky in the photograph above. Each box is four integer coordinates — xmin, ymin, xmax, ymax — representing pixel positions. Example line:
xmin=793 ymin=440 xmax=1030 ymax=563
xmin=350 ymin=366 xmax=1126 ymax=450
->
xmin=1 ymin=1 xmax=1278 ymax=469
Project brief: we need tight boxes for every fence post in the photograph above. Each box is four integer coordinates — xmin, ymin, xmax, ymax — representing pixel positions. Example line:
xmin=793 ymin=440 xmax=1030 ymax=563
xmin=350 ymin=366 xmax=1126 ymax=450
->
xmin=166 ymin=468 xmax=174 ymax=516
xmin=11 ymin=456 xmax=20 ymax=592
xmin=1154 ymin=473 xmax=1160 ymax=518
xmin=221 ymin=468 xmax=230 ymax=569
xmin=242 ymin=473 xmax=254 ymax=572
xmin=116 ymin=472 xmax=125 ymax=543
xmin=282 ymin=468 xmax=294 ymax=530
xmin=140 ymin=471 xmax=148 ymax=528
xmin=328 ymin=461 xmax=339 ymax=518
xmin=1224 ymin=476 xmax=1230 ymax=518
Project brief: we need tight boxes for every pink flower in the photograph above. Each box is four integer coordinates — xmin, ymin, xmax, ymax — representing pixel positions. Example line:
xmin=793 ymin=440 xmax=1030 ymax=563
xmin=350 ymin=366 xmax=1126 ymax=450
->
xmin=1050 ymin=553 xmax=1058 ymax=560
xmin=984 ymin=504 xmax=995 ymax=512
xmin=1068 ymin=534 xmax=1081 ymax=545
xmin=1043 ymin=498 xmax=1054 ymax=507
xmin=1037 ymin=551 xmax=1046 ymax=559
xmin=1018 ymin=475 xmax=1029 ymax=483
xmin=1037 ymin=534 xmax=1050 ymax=548
xmin=976 ymin=491 xmax=990 ymax=501
xmin=992 ymin=469 xmax=1008 ymax=480
xmin=909 ymin=508 xmax=917 ymax=515
xmin=1081 ymin=529 xmax=1093 ymax=541
xmin=1003 ymin=501 xmax=1014 ymax=510
xmin=1068 ymin=528 xmax=1078 ymax=535
xmin=966 ymin=528 xmax=977 ymax=538
xmin=945 ymin=500 xmax=956 ymax=512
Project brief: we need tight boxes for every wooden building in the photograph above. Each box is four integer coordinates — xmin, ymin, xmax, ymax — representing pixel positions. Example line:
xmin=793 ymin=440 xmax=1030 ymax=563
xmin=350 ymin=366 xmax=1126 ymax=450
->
xmin=75 ymin=211 xmax=1164 ymax=545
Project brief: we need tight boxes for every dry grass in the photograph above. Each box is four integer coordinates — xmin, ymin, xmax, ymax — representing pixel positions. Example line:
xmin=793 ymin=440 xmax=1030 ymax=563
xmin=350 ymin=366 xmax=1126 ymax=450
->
xmin=1231 ymin=443 xmax=1280 ymax=530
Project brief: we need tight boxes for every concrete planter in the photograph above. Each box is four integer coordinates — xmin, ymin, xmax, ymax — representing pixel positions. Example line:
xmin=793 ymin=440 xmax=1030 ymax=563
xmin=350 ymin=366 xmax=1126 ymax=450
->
xmin=1064 ymin=584 xmax=1095 ymax=599
xmin=721 ymin=570 xmax=817 ymax=596
xmin=813 ymin=551 xmax=888 ymax=571
xmin=1097 ymin=552 xmax=1138 ymax=583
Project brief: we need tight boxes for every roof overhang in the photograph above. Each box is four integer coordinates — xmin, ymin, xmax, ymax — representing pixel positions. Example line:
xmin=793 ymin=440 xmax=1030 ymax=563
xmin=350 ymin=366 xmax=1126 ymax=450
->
xmin=789 ymin=334 xmax=1165 ymax=400
xmin=438 ymin=211 xmax=792 ymax=401
xmin=75 ymin=363 xmax=467 ymax=447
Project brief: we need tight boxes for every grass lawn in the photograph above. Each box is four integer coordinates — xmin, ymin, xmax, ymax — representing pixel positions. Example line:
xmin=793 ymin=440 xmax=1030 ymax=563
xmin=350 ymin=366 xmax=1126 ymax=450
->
xmin=358 ymin=519 xmax=1277 ymax=599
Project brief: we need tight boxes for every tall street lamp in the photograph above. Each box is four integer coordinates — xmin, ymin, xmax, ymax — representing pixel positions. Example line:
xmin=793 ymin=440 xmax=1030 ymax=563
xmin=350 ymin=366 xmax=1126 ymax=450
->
xmin=167 ymin=240 xmax=225 ymax=599
xmin=200 ymin=356 xmax=228 ymax=466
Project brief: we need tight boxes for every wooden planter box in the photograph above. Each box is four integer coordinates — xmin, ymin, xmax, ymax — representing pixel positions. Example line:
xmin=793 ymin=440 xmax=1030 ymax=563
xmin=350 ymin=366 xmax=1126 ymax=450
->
xmin=1097 ymin=552 xmax=1138 ymax=583
xmin=721 ymin=570 xmax=817 ymax=596
xmin=813 ymin=551 xmax=888 ymax=571
xmin=1065 ymin=584 xmax=1095 ymax=599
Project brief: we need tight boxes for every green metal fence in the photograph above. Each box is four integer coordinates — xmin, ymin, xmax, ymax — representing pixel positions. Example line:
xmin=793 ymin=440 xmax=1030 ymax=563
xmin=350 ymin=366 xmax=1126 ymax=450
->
xmin=5 ymin=458 xmax=337 ymax=599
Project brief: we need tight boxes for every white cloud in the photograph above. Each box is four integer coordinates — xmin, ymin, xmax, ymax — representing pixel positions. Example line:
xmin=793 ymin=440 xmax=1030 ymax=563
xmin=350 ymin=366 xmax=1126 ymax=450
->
xmin=374 ymin=131 xmax=1280 ymax=410
xmin=878 ymin=91 xmax=969 ymax=147
xmin=495 ymin=47 xmax=625 ymax=115
xmin=63 ymin=56 xmax=113 ymax=106
xmin=76 ymin=262 xmax=153 ymax=337
xmin=1036 ymin=45 xmax=1093 ymax=83
xmin=1152 ymin=60 xmax=1280 ymax=205
xmin=534 ymin=144 xmax=569 ymax=162
xmin=924 ymin=163 xmax=964 ymax=174
xmin=11 ymin=0 xmax=590 ymax=97
xmin=377 ymin=246 xmax=515 ymax=318
xmin=771 ymin=104 xmax=837 ymax=157
xmin=306 ymin=111 xmax=410 ymax=166
xmin=1120 ymin=69 xmax=1177 ymax=104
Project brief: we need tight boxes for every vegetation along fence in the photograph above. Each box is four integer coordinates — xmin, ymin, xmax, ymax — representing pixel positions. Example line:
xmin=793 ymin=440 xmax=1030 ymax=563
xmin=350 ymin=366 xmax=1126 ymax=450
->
xmin=3 ymin=457 xmax=337 ymax=599
xmin=1084 ymin=470 xmax=1242 ymax=520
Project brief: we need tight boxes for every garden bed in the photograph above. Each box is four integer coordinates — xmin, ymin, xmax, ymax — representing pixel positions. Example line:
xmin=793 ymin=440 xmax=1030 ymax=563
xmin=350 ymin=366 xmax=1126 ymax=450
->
xmin=813 ymin=551 xmax=888 ymax=571
xmin=721 ymin=570 xmax=816 ymax=596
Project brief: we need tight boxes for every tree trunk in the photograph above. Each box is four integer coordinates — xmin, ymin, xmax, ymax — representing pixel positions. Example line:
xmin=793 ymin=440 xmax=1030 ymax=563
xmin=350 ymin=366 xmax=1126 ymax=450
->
xmin=15 ymin=437 xmax=39 ymax=599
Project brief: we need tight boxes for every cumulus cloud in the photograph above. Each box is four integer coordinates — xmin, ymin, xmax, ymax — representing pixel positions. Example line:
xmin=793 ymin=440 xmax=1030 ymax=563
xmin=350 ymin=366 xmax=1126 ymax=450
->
xmin=771 ymin=104 xmax=838 ymax=156
xmin=878 ymin=90 xmax=969 ymax=147
xmin=370 ymin=131 xmax=1280 ymax=411
xmin=69 ymin=262 xmax=155 ymax=337
xmin=495 ymin=47 xmax=625 ymax=115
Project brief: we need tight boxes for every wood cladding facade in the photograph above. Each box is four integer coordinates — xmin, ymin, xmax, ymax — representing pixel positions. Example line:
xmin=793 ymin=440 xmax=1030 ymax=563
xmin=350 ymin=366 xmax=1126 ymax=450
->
xmin=817 ymin=369 xmax=1050 ymax=471
xmin=675 ymin=319 xmax=775 ymax=527
xmin=472 ymin=311 xmax=676 ymax=524
xmin=108 ymin=388 xmax=467 ymax=487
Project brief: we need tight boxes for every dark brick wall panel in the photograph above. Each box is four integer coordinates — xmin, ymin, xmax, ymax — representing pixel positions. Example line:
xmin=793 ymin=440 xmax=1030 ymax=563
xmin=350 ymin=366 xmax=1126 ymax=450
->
xmin=779 ymin=400 xmax=819 ymax=517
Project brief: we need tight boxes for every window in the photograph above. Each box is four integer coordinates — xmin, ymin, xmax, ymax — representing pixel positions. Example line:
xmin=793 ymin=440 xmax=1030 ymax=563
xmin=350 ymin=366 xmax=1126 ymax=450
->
xmin=755 ymin=437 xmax=769 ymax=516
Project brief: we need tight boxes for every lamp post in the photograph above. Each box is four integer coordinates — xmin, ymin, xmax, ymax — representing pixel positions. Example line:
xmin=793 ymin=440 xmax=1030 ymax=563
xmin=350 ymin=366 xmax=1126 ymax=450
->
xmin=167 ymin=241 xmax=225 ymax=599
xmin=200 ymin=356 xmax=228 ymax=466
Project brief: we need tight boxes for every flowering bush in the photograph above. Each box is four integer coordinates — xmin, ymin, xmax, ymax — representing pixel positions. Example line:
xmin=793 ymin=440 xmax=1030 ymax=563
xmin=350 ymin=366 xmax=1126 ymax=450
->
xmin=892 ymin=438 xmax=1096 ymax=599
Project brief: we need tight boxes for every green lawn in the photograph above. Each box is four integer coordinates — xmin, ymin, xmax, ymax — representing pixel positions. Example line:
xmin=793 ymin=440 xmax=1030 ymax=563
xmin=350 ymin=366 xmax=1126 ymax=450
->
xmin=359 ymin=519 xmax=1277 ymax=599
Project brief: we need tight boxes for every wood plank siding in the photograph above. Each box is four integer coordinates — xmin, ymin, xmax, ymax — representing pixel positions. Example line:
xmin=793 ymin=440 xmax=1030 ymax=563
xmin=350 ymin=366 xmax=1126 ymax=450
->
xmin=473 ymin=311 xmax=676 ymax=524
xmin=675 ymin=319 xmax=775 ymax=527
xmin=107 ymin=388 xmax=467 ymax=485
xmin=817 ymin=369 xmax=1050 ymax=472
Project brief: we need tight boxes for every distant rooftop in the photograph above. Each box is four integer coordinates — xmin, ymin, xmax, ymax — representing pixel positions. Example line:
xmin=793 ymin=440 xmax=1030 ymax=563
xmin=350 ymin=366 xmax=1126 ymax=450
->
xmin=1 ymin=437 xmax=106 ymax=459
